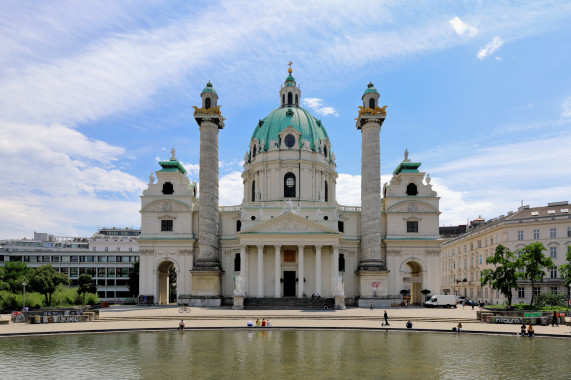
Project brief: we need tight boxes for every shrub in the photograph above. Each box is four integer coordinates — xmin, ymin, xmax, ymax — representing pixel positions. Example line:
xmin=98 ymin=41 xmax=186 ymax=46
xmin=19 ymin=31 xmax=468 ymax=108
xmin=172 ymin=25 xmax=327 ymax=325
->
xmin=536 ymin=291 xmax=568 ymax=308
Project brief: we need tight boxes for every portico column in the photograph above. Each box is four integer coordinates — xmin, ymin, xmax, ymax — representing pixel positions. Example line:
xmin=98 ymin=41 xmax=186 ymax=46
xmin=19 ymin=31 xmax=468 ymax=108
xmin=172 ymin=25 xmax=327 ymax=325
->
xmin=315 ymin=245 xmax=322 ymax=296
xmin=257 ymin=245 xmax=264 ymax=297
xmin=298 ymin=245 xmax=305 ymax=298
xmin=240 ymin=245 xmax=247 ymax=293
xmin=274 ymin=244 xmax=281 ymax=298
xmin=332 ymin=245 xmax=339 ymax=294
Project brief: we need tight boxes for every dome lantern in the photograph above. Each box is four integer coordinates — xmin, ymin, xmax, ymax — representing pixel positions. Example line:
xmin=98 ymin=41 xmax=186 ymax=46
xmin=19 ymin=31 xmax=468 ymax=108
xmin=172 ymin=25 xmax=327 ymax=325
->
xmin=279 ymin=61 xmax=301 ymax=108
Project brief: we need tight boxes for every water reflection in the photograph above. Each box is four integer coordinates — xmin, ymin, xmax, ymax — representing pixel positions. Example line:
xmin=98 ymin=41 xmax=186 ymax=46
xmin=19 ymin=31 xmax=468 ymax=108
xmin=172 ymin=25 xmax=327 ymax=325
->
xmin=0 ymin=330 xmax=569 ymax=379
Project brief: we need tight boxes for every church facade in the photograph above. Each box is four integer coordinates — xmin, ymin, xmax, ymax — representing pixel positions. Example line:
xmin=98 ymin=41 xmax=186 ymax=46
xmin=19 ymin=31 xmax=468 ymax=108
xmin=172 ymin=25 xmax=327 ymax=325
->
xmin=138 ymin=67 xmax=441 ymax=307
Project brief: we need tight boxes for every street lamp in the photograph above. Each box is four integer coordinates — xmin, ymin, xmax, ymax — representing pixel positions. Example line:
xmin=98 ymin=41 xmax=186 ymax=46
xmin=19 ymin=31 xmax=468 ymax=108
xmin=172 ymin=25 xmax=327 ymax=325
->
xmin=22 ymin=282 xmax=27 ymax=311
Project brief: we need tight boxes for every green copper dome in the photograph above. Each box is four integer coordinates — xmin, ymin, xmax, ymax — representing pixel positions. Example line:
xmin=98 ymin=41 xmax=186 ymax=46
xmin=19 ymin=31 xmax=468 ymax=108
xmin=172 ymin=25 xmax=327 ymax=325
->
xmin=251 ymin=107 xmax=328 ymax=151
xmin=285 ymin=75 xmax=296 ymax=86
xmin=363 ymin=82 xmax=378 ymax=95
xmin=201 ymin=81 xmax=217 ymax=95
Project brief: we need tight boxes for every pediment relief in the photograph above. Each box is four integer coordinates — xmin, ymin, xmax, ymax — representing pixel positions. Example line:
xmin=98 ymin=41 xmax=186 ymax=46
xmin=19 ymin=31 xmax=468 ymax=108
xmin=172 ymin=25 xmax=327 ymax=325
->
xmin=143 ymin=199 xmax=192 ymax=213
xmin=240 ymin=213 xmax=339 ymax=235
xmin=387 ymin=201 xmax=437 ymax=213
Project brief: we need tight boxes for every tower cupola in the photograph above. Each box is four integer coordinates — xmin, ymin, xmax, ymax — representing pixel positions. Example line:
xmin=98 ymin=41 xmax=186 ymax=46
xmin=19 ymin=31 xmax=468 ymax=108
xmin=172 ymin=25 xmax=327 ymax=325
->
xmin=201 ymin=81 xmax=218 ymax=110
xmin=279 ymin=61 xmax=301 ymax=108
xmin=362 ymin=82 xmax=380 ymax=109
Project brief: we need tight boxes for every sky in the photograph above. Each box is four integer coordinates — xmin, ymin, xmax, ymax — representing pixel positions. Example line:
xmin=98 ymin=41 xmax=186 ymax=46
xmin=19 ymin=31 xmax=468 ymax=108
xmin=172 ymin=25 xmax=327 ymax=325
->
xmin=1 ymin=1 xmax=571 ymax=239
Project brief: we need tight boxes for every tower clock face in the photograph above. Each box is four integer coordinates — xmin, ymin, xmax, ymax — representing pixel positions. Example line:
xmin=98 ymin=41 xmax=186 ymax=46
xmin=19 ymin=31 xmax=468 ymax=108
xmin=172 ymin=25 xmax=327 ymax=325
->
xmin=408 ymin=203 xmax=417 ymax=213
xmin=286 ymin=177 xmax=295 ymax=187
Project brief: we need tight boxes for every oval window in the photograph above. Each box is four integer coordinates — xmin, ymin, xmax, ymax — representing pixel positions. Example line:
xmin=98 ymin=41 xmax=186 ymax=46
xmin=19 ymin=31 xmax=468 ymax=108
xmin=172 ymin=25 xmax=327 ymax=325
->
xmin=284 ymin=134 xmax=295 ymax=148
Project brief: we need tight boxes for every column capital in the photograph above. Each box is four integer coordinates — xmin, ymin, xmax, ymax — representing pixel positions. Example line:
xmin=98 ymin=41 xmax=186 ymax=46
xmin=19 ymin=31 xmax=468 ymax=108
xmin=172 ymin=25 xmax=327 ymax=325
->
xmin=297 ymin=244 xmax=305 ymax=250
xmin=256 ymin=244 xmax=264 ymax=251
xmin=274 ymin=244 xmax=281 ymax=250
xmin=315 ymin=244 xmax=323 ymax=250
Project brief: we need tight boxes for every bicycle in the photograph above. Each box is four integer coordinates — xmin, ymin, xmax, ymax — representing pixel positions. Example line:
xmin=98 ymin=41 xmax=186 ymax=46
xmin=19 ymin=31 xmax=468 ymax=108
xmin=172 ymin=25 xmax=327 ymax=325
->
xmin=179 ymin=304 xmax=191 ymax=313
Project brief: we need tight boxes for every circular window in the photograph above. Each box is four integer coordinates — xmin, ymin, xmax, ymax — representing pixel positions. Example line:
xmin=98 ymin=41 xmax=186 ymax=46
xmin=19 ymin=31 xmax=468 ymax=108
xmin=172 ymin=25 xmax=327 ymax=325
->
xmin=286 ymin=177 xmax=295 ymax=187
xmin=284 ymin=134 xmax=295 ymax=148
xmin=324 ymin=216 xmax=329 ymax=221
xmin=251 ymin=216 xmax=256 ymax=221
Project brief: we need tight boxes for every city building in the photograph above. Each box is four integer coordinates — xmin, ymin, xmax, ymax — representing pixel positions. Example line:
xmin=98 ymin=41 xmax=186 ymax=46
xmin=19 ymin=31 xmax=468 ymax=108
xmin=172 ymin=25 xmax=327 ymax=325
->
xmin=440 ymin=201 xmax=571 ymax=304
xmin=138 ymin=66 xmax=441 ymax=307
xmin=0 ymin=228 xmax=140 ymax=302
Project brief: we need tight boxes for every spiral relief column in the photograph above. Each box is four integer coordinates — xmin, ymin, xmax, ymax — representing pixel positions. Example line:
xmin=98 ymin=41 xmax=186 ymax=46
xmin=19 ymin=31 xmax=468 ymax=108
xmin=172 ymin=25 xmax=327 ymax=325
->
xmin=355 ymin=82 xmax=390 ymax=305
xmin=191 ymin=82 xmax=224 ymax=305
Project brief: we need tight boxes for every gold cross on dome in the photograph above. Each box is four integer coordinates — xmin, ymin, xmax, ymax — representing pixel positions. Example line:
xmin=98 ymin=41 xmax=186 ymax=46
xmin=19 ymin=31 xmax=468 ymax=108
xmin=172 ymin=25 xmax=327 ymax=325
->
xmin=288 ymin=61 xmax=293 ymax=69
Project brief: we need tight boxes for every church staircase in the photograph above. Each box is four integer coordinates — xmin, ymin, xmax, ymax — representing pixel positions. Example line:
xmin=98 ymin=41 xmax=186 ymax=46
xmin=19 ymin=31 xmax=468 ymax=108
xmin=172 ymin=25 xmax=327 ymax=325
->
xmin=243 ymin=297 xmax=335 ymax=310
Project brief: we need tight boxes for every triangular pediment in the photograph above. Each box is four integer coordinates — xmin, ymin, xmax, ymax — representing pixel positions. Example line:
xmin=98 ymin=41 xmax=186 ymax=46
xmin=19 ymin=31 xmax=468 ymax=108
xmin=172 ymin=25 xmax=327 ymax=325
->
xmin=240 ymin=212 xmax=340 ymax=235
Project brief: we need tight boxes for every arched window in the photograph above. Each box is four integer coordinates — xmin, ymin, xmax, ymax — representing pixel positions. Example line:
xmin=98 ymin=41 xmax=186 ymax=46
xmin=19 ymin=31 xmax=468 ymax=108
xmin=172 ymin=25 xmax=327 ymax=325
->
xmin=236 ymin=220 xmax=241 ymax=232
xmin=324 ymin=181 xmax=328 ymax=202
xmin=406 ymin=183 xmax=418 ymax=196
xmin=323 ymin=145 xmax=327 ymax=157
xmin=234 ymin=253 xmax=241 ymax=272
xmin=162 ymin=182 xmax=174 ymax=195
xmin=252 ymin=145 xmax=256 ymax=157
xmin=295 ymin=94 xmax=298 ymax=106
xmin=369 ymin=98 xmax=375 ymax=109
xmin=284 ymin=172 xmax=296 ymax=198
xmin=252 ymin=180 xmax=256 ymax=202
xmin=205 ymin=97 xmax=212 ymax=109
xmin=288 ymin=92 xmax=292 ymax=105
xmin=282 ymin=94 xmax=285 ymax=106
xmin=339 ymin=253 xmax=345 ymax=272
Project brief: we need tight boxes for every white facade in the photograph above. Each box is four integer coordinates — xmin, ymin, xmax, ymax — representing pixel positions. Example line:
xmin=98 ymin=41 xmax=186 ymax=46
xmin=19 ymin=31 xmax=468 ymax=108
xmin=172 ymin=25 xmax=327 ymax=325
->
xmin=139 ymin=68 xmax=442 ymax=307
xmin=440 ymin=201 xmax=571 ymax=304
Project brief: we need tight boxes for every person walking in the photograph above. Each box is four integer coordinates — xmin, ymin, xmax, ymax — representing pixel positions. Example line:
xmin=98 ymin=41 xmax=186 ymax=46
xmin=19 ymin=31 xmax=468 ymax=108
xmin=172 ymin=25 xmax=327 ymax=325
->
xmin=382 ymin=310 xmax=390 ymax=326
xmin=552 ymin=311 xmax=559 ymax=327
xmin=370 ymin=302 xmax=374 ymax=311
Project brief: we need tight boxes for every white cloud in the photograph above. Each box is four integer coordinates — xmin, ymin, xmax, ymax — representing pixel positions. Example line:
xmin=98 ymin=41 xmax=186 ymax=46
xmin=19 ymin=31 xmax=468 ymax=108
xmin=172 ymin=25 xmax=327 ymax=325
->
xmin=562 ymin=97 xmax=571 ymax=118
xmin=449 ymin=17 xmax=478 ymax=37
xmin=495 ymin=56 xmax=503 ymax=61
xmin=0 ymin=121 xmax=145 ymax=238
xmin=219 ymin=171 xmax=244 ymax=206
xmin=303 ymin=98 xmax=339 ymax=117
xmin=477 ymin=36 xmax=504 ymax=60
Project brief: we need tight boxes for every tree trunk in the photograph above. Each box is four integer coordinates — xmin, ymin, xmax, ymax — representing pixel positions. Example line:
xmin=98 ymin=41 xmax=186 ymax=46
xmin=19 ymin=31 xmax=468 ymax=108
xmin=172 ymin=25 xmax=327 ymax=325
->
xmin=44 ymin=293 xmax=49 ymax=306
xmin=48 ymin=292 xmax=52 ymax=306
xmin=530 ymin=279 xmax=535 ymax=306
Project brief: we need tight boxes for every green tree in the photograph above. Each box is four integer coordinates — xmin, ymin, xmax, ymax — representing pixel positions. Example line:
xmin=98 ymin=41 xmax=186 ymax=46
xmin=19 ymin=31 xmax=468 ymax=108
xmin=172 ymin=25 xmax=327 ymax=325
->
xmin=2 ymin=261 xmax=32 ymax=292
xmin=0 ymin=267 xmax=10 ymax=291
xmin=480 ymin=245 xmax=521 ymax=306
xmin=29 ymin=264 xmax=70 ymax=306
xmin=519 ymin=242 xmax=555 ymax=307
xmin=559 ymin=246 xmax=571 ymax=304
xmin=77 ymin=274 xmax=97 ymax=304
xmin=127 ymin=260 xmax=140 ymax=298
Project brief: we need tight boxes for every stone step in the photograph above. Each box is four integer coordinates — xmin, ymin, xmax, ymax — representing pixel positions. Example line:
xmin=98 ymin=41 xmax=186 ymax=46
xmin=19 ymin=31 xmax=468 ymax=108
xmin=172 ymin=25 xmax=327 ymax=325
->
xmin=244 ymin=297 xmax=334 ymax=310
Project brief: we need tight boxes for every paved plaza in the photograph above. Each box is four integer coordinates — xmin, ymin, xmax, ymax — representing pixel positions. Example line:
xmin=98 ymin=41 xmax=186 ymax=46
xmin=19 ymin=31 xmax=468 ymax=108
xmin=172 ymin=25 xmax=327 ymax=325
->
xmin=1 ymin=305 xmax=570 ymax=338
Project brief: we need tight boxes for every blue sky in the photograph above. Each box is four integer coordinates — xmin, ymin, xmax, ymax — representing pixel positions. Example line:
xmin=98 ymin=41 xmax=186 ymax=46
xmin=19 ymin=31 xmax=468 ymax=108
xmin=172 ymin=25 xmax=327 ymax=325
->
xmin=1 ymin=1 xmax=570 ymax=239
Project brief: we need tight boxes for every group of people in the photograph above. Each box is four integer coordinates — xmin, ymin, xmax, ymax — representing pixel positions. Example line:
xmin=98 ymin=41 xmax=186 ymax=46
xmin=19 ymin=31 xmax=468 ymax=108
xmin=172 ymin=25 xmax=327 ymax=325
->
xmin=247 ymin=318 xmax=272 ymax=327
xmin=521 ymin=323 xmax=535 ymax=337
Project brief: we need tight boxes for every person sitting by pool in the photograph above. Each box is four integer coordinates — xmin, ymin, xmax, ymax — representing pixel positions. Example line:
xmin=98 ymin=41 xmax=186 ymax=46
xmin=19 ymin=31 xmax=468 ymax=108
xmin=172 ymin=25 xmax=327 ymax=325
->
xmin=247 ymin=320 xmax=253 ymax=327
xmin=406 ymin=320 xmax=413 ymax=329
xmin=266 ymin=320 xmax=272 ymax=327
xmin=261 ymin=318 xmax=267 ymax=327
xmin=520 ymin=323 xmax=526 ymax=336
xmin=527 ymin=324 xmax=534 ymax=337
xmin=457 ymin=322 xmax=462 ymax=333
xmin=256 ymin=319 xmax=261 ymax=327
xmin=179 ymin=320 xmax=185 ymax=331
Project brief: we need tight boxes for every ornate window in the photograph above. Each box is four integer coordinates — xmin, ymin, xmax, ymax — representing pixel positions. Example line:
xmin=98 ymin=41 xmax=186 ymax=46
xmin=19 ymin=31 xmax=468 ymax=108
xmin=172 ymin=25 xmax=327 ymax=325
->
xmin=369 ymin=98 xmax=375 ymax=109
xmin=323 ymin=145 xmax=327 ymax=157
xmin=251 ymin=181 xmax=256 ymax=202
xmin=339 ymin=253 xmax=345 ymax=272
xmin=406 ymin=183 xmax=418 ymax=196
xmin=295 ymin=94 xmax=298 ymax=106
xmin=324 ymin=181 xmax=328 ymax=202
xmin=284 ymin=172 xmax=296 ymax=198
xmin=288 ymin=92 xmax=292 ymax=106
xmin=284 ymin=134 xmax=295 ymax=148
xmin=407 ymin=221 xmax=418 ymax=233
xmin=205 ymin=97 xmax=211 ymax=109
xmin=162 ymin=182 xmax=174 ymax=195
xmin=282 ymin=94 xmax=285 ymax=106
xmin=236 ymin=220 xmax=241 ymax=232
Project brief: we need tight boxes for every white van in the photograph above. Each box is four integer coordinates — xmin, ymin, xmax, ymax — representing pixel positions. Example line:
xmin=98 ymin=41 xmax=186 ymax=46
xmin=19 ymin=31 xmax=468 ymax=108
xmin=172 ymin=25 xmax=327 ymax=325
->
xmin=423 ymin=295 xmax=458 ymax=308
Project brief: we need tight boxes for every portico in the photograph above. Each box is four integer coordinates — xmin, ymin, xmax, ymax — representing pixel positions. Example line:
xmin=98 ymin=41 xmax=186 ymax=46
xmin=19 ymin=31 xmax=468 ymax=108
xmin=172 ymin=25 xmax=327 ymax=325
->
xmin=236 ymin=213 xmax=341 ymax=298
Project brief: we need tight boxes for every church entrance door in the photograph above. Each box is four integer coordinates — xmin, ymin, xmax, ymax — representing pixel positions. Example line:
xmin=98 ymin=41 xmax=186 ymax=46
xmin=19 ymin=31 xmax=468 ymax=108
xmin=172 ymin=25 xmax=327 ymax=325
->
xmin=283 ymin=271 xmax=296 ymax=297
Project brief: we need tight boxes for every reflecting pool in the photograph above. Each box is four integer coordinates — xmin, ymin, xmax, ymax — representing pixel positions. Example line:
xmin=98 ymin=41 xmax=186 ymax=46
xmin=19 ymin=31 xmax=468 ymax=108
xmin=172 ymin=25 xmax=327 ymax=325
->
xmin=0 ymin=330 xmax=569 ymax=379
